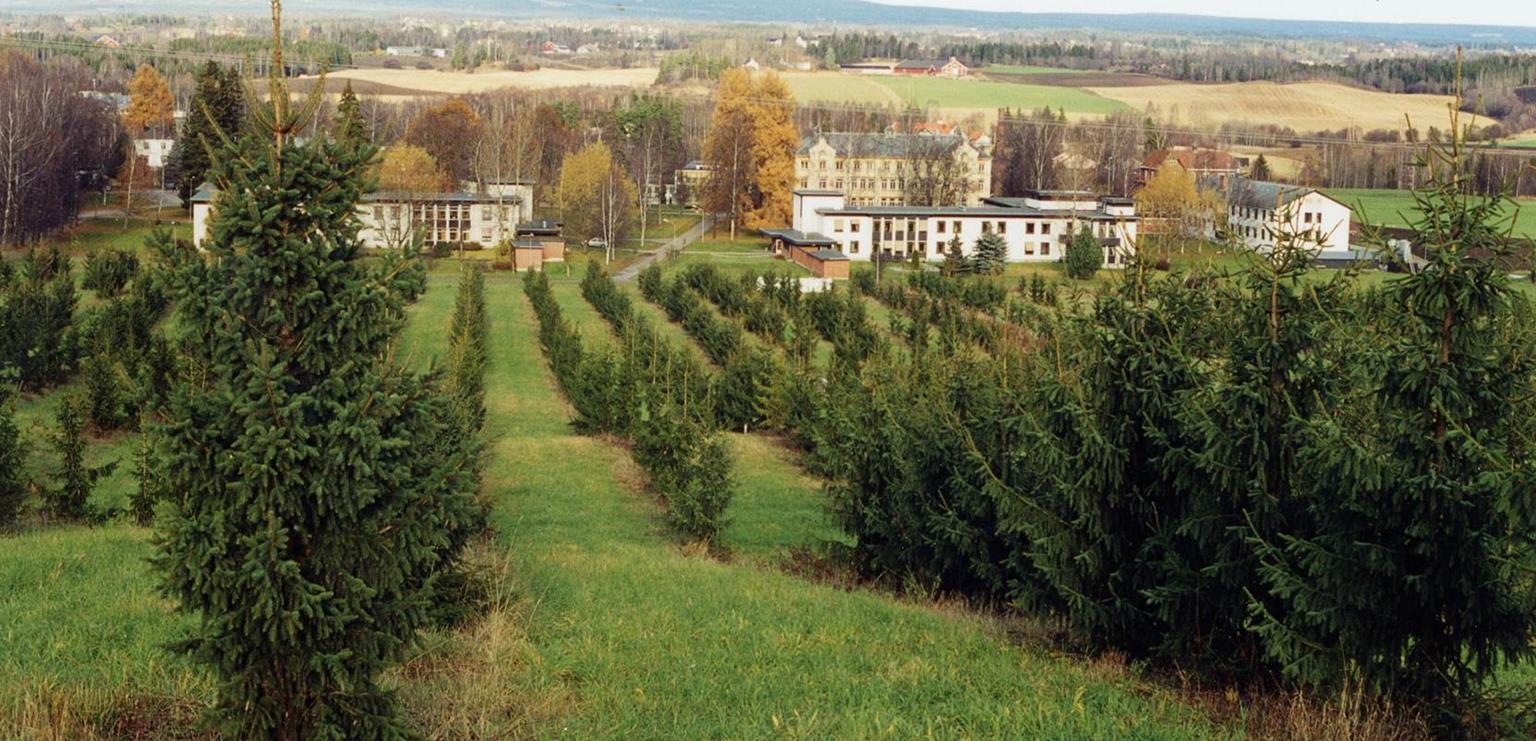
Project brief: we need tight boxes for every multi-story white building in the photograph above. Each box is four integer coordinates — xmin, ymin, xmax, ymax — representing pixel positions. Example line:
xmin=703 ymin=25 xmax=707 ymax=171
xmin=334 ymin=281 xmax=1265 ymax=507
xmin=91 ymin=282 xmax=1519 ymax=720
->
xmin=768 ymin=188 xmax=1137 ymax=267
xmin=192 ymin=185 xmax=543 ymax=253
xmin=795 ymin=131 xmax=992 ymax=207
xmin=1202 ymin=176 xmax=1355 ymax=261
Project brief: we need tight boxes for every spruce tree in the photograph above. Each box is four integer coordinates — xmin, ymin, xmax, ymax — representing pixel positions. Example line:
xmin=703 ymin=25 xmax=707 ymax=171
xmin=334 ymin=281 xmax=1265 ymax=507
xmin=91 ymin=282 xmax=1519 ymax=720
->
xmin=0 ymin=390 xmax=26 ymax=526
xmin=173 ymin=61 xmax=244 ymax=208
xmin=972 ymin=232 xmax=1007 ymax=275
xmin=153 ymin=5 xmax=481 ymax=735
xmin=1253 ymin=124 xmax=1536 ymax=714
xmin=1064 ymin=226 xmax=1102 ymax=280
xmin=43 ymin=394 xmax=112 ymax=521
xmin=334 ymin=80 xmax=369 ymax=146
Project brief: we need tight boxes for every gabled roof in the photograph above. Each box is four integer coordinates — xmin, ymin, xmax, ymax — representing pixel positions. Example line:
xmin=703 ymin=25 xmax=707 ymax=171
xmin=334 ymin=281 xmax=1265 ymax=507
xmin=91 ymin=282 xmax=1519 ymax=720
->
xmin=1143 ymin=148 xmax=1240 ymax=172
xmin=798 ymin=131 xmax=972 ymax=158
xmin=1204 ymin=175 xmax=1343 ymax=212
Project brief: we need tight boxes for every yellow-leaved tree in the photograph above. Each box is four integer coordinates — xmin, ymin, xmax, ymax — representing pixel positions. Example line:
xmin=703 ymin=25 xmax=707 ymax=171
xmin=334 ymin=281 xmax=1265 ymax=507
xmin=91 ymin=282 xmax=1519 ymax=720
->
xmin=701 ymin=68 xmax=798 ymax=237
xmin=376 ymin=145 xmax=449 ymax=193
xmin=1134 ymin=161 xmax=1220 ymax=245
xmin=557 ymin=140 xmax=636 ymax=263
xmin=123 ymin=64 xmax=174 ymax=136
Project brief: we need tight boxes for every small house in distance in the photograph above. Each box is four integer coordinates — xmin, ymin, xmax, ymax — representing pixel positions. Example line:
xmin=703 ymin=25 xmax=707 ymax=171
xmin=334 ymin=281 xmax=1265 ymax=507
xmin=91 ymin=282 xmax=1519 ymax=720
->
xmin=893 ymin=57 xmax=970 ymax=78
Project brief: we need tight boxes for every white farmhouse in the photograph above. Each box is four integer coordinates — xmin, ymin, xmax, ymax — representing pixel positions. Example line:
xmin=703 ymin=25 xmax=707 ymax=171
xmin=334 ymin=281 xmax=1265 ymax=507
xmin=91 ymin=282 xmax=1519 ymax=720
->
xmin=1204 ymin=176 xmax=1357 ymax=262
xmin=770 ymin=188 xmax=1137 ymax=267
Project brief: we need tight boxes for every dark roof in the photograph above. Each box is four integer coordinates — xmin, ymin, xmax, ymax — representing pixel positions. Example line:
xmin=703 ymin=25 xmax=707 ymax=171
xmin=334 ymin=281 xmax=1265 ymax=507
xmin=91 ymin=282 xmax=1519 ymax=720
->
xmin=681 ymin=160 xmax=711 ymax=171
xmin=807 ymin=249 xmax=849 ymax=261
xmin=364 ymin=191 xmax=511 ymax=203
xmin=760 ymin=228 xmax=837 ymax=247
xmin=516 ymin=219 xmax=562 ymax=235
xmin=512 ymin=240 xmax=547 ymax=249
xmin=1203 ymin=175 xmax=1337 ymax=211
xmin=191 ymin=182 xmax=218 ymax=204
xmin=798 ymin=131 xmax=972 ymax=158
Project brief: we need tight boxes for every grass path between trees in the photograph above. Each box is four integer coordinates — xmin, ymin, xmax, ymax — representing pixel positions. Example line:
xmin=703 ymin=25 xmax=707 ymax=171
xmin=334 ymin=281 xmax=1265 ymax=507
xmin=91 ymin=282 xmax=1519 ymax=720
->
xmin=466 ymin=271 xmax=1225 ymax=737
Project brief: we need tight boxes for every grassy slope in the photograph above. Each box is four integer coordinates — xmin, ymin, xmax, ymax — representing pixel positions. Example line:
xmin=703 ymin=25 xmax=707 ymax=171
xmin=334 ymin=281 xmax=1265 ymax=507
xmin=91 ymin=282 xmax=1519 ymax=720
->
xmin=1326 ymin=187 xmax=1536 ymax=239
xmin=4 ymin=263 xmax=1223 ymax=737
xmin=492 ymin=272 xmax=1221 ymax=737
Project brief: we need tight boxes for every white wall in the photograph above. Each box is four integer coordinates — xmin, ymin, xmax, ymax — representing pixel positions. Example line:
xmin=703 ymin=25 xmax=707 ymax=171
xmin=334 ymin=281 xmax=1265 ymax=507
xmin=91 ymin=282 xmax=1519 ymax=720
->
xmin=1223 ymin=191 xmax=1352 ymax=258
xmin=818 ymin=212 xmax=1135 ymax=267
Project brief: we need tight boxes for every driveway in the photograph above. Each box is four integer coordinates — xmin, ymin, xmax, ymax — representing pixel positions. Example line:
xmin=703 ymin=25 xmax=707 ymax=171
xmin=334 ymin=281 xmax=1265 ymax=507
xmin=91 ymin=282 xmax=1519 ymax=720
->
xmin=613 ymin=215 xmax=714 ymax=282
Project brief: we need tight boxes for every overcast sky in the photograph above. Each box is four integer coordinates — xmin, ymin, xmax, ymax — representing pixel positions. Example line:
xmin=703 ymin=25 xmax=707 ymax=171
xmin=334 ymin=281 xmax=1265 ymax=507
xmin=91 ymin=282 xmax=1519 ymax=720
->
xmin=868 ymin=0 xmax=1536 ymax=27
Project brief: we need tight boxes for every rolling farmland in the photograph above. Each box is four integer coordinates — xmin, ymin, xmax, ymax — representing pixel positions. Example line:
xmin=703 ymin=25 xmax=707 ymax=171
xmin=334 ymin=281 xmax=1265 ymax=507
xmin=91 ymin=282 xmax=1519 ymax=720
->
xmin=1089 ymin=81 xmax=1481 ymax=132
xmin=1327 ymin=187 xmax=1536 ymax=237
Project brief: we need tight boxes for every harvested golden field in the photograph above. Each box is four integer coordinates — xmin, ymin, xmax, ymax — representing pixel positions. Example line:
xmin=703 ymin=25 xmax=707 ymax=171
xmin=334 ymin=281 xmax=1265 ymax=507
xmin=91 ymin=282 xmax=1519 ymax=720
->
xmin=309 ymin=66 xmax=660 ymax=95
xmin=1090 ymin=81 xmax=1483 ymax=133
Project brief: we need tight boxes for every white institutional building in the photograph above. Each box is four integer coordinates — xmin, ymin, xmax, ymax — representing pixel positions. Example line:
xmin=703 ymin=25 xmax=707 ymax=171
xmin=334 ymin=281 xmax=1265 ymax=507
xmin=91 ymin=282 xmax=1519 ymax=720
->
xmin=1203 ymin=176 xmax=1357 ymax=262
xmin=770 ymin=188 xmax=1137 ymax=266
xmin=192 ymin=184 xmax=535 ymax=250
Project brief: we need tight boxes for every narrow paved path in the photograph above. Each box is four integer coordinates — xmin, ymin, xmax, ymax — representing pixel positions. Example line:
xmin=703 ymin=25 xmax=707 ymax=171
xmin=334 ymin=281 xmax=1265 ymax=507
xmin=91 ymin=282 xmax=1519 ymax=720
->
xmin=613 ymin=215 xmax=713 ymax=282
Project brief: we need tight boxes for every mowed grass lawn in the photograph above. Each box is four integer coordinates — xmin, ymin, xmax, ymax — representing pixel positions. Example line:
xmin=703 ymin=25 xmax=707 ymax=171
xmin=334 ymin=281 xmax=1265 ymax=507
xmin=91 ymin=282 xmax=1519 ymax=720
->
xmin=1326 ymin=187 xmax=1536 ymax=239
xmin=4 ymin=260 xmax=1224 ymax=737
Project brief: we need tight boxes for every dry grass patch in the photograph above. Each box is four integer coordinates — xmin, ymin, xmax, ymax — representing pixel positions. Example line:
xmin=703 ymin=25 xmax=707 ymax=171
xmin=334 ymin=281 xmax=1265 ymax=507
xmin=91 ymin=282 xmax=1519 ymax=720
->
xmin=1091 ymin=81 xmax=1485 ymax=133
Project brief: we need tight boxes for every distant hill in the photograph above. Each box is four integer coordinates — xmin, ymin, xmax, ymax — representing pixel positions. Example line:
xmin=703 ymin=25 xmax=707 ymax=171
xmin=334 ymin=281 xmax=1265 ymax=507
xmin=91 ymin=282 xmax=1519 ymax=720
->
xmin=11 ymin=0 xmax=1536 ymax=47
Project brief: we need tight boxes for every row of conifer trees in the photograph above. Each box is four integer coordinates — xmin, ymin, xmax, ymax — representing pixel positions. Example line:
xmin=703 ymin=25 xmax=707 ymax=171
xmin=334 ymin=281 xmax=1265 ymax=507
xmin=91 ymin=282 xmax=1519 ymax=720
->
xmin=528 ymin=266 xmax=734 ymax=544
xmin=807 ymin=148 xmax=1536 ymax=727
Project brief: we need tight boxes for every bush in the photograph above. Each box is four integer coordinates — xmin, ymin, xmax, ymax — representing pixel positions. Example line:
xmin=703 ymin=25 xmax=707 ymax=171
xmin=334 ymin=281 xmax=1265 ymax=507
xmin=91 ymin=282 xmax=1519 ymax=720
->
xmin=81 ymin=249 xmax=140 ymax=298
xmin=972 ymin=233 xmax=1007 ymax=276
xmin=634 ymin=399 xmax=734 ymax=545
xmin=1064 ymin=227 xmax=1103 ymax=280
xmin=82 ymin=352 xmax=134 ymax=433
xmin=0 ymin=394 xmax=26 ymax=526
xmin=0 ymin=250 xmax=79 ymax=389
xmin=42 ymin=395 xmax=112 ymax=521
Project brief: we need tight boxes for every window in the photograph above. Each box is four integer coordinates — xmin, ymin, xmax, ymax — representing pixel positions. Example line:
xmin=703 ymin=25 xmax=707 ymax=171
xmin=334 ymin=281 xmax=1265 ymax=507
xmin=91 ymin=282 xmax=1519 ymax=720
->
xmin=936 ymin=221 xmax=946 ymax=234
xmin=1042 ymin=223 xmax=1052 ymax=235
xmin=1025 ymin=242 xmax=1035 ymax=256
xmin=1041 ymin=242 xmax=1050 ymax=256
xmin=374 ymin=206 xmax=385 ymax=222
xmin=997 ymin=221 xmax=1007 ymax=235
xmin=832 ymin=219 xmax=844 ymax=232
xmin=1026 ymin=222 xmax=1036 ymax=235
xmin=952 ymin=220 xmax=961 ymax=234
xmin=851 ymin=222 xmax=860 ymax=233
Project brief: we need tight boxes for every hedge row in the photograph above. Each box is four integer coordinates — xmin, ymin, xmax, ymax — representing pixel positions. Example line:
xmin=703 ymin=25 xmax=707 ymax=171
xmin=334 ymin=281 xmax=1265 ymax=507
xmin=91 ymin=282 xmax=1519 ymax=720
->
xmin=528 ymin=269 xmax=734 ymax=544
xmin=638 ymin=264 xmax=780 ymax=432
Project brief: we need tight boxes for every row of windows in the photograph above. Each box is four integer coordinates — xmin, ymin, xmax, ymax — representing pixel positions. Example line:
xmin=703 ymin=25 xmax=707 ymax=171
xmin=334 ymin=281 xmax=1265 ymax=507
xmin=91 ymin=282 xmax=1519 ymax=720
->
xmin=799 ymin=157 xmax=988 ymax=176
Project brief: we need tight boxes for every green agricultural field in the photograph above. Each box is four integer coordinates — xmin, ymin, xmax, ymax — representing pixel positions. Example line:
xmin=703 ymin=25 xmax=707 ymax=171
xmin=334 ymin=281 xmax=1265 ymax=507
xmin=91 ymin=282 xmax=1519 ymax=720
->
xmin=1326 ymin=187 xmax=1536 ymax=238
xmin=873 ymin=75 xmax=1129 ymax=116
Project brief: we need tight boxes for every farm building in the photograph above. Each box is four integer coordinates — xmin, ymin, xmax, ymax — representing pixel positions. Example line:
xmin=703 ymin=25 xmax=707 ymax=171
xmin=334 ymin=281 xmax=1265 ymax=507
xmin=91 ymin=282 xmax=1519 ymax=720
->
xmin=893 ymin=57 xmax=970 ymax=78
xmin=796 ymin=131 xmax=992 ymax=207
xmin=1200 ymin=176 xmax=1356 ymax=261
xmin=779 ymin=188 xmax=1137 ymax=267
xmin=839 ymin=62 xmax=895 ymax=75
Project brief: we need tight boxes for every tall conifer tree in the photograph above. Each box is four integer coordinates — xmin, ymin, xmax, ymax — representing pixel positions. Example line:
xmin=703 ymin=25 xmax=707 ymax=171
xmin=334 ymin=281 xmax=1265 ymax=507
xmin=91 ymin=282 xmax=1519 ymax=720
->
xmin=153 ymin=3 xmax=481 ymax=736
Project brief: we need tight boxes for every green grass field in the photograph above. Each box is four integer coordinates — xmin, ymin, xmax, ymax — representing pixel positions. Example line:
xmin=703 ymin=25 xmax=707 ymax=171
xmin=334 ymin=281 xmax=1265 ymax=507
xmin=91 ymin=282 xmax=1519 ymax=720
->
xmin=1326 ymin=187 xmax=1536 ymax=239
xmin=2 ymin=258 xmax=1237 ymax=736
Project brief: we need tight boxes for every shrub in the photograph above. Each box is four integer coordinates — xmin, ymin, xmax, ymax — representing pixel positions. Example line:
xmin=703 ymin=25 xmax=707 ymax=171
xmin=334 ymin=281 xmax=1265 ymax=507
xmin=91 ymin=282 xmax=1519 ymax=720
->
xmin=42 ymin=394 xmax=112 ymax=521
xmin=1064 ymin=226 xmax=1103 ymax=280
xmin=81 ymin=249 xmax=140 ymax=298
xmin=0 ymin=253 xmax=79 ymax=389
xmin=82 ymin=352 xmax=134 ymax=433
xmin=0 ymin=394 xmax=26 ymax=526
xmin=972 ymin=233 xmax=1007 ymax=276
xmin=129 ymin=429 xmax=167 ymax=526
xmin=634 ymin=400 xmax=734 ymax=545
